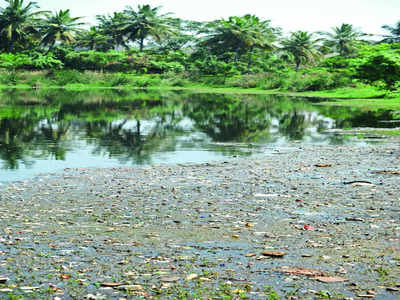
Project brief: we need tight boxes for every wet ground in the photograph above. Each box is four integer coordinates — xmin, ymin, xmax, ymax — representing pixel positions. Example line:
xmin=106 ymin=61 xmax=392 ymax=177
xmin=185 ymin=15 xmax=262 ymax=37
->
xmin=0 ymin=140 xmax=399 ymax=299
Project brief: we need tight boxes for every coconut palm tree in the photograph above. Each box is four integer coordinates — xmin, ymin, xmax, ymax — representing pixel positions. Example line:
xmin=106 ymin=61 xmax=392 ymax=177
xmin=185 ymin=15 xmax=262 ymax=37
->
xmin=380 ymin=21 xmax=400 ymax=43
xmin=319 ymin=23 xmax=365 ymax=56
xmin=282 ymin=31 xmax=321 ymax=72
xmin=39 ymin=9 xmax=84 ymax=52
xmin=75 ymin=26 xmax=112 ymax=51
xmin=122 ymin=4 xmax=175 ymax=52
xmin=0 ymin=0 xmax=47 ymax=52
xmin=96 ymin=12 xmax=129 ymax=50
xmin=201 ymin=15 xmax=279 ymax=70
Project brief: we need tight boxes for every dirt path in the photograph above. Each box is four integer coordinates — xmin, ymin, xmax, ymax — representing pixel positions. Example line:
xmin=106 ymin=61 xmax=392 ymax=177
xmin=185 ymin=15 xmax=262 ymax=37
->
xmin=0 ymin=142 xmax=399 ymax=299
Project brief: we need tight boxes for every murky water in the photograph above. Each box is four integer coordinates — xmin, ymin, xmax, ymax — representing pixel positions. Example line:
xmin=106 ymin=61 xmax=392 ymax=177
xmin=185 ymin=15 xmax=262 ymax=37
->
xmin=0 ymin=88 xmax=398 ymax=181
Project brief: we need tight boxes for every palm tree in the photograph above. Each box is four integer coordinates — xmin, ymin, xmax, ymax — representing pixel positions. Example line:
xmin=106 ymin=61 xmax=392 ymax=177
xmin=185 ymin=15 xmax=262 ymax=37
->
xmin=39 ymin=9 xmax=84 ymax=52
xmin=0 ymin=0 xmax=47 ymax=52
xmin=123 ymin=4 xmax=175 ymax=52
xmin=75 ymin=26 xmax=112 ymax=51
xmin=96 ymin=12 xmax=129 ymax=50
xmin=282 ymin=31 xmax=321 ymax=72
xmin=201 ymin=15 xmax=279 ymax=70
xmin=380 ymin=21 xmax=400 ymax=43
xmin=319 ymin=23 xmax=365 ymax=56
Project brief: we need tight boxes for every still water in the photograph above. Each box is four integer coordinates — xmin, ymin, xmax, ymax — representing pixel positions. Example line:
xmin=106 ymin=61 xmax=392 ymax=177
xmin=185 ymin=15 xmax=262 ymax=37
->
xmin=0 ymin=88 xmax=397 ymax=182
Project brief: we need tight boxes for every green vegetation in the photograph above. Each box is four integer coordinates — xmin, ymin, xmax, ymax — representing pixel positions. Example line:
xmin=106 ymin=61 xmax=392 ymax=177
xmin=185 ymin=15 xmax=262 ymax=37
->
xmin=0 ymin=0 xmax=398 ymax=97
xmin=316 ymin=98 xmax=400 ymax=110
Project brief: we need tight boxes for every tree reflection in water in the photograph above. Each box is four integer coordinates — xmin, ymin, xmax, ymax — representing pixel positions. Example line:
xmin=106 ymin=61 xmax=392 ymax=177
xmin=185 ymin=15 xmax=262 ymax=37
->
xmin=0 ymin=89 xmax=396 ymax=170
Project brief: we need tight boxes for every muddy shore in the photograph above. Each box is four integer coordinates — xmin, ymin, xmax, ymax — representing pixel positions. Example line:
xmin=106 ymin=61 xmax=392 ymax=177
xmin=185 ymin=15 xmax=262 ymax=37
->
xmin=0 ymin=141 xmax=399 ymax=299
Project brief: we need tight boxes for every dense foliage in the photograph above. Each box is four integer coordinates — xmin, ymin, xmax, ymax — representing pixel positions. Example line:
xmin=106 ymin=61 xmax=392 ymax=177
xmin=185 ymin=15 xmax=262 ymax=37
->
xmin=0 ymin=0 xmax=399 ymax=92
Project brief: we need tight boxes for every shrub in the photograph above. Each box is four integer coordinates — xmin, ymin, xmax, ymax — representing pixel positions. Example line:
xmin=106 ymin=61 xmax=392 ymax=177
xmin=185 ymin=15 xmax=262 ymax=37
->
xmin=0 ymin=71 xmax=22 ymax=84
xmin=64 ymin=50 xmax=127 ymax=71
xmin=0 ymin=52 xmax=63 ymax=70
xmin=130 ymin=76 xmax=162 ymax=87
xmin=357 ymin=53 xmax=400 ymax=90
xmin=104 ymin=73 xmax=132 ymax=87
xmin=46 ymin=70 xmax=87 ymax=86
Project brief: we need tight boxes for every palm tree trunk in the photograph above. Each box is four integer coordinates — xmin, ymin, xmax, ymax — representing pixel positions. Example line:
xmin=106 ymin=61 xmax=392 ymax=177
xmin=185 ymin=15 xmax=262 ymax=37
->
xmin=295 ymin=60 xmax=300 ymax=72
xmin=8 ymin=39 xmax=15 ymax=53
xmin=339 ymin=41 xmax=344 ymax=56
xmin=139 ymin=37 xmax=144 ymax=52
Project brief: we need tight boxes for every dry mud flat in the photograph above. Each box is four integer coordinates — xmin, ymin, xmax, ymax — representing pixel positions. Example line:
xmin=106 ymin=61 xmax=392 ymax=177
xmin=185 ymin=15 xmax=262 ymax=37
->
xmin=0 ymin=142 xmax=399 ymax=299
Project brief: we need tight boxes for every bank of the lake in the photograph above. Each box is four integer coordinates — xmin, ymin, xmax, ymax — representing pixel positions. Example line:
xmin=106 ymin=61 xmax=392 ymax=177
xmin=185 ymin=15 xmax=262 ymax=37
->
xmin=0 ymin=72 xmax=399 ymax=110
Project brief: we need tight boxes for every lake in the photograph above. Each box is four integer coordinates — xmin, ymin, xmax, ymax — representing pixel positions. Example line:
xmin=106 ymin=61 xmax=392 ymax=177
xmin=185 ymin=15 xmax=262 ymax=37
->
xmin=0 ymin=88 xmax=398 ymax=182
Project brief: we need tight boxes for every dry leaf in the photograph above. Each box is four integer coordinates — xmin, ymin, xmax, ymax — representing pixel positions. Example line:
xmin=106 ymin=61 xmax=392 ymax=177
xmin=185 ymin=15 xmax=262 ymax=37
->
xmin=315 ymin=276 xmax=348 ymax=283
xmin=315 ymin=163 xmax=332 ymax=168
xmin=344 ymin=180 xmax=373 ymax=186
xmin=373 ymin=170 xmax=400 ymax=176
xmin=100 ymin=282 xmax=124 ymax=287
xmin=277 ymin=266 xmax=325 ymax=276
xmin=245 ymin=253 xmax=256 ymax=257
xmin=345 ymin=217 xmax=364 ymax=222
xmin=261 ymin=251 xmax=286 ymax=257
xmin=232 ymin=234 xmax=239 ymax=239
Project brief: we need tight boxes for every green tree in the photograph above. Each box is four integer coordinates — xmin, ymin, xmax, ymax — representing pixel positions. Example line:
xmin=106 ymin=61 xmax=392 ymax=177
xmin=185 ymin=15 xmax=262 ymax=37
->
xmin=149 ymin=18 xmax=201 ymax=51
xmin=281 ymin=31 xmax=321 ymax=72
xmin=39 ymin=9 xmax=84 ymax=52
xmin=96 ymin=12 xmax=129 ymax=50
xmin=357 ymin=52 xmax=400 ymax=90
xmin=0 ymin=0 xmax=46 ymax=52
xmin=381 ymin=21 xmax=400 ymax=43
xmin=319 ymin=23 xmax=365 ymax=56
xmin=200 ymin=15 xmax=279 ymax=71
xmin=122 ymin=4 xmax=175 ymax=52
xmin=75 ymin=26 xmax=112 ymax=51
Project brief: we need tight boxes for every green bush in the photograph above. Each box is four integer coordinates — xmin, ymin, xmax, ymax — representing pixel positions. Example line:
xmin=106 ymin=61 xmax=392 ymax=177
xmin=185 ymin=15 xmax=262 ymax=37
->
xmin=104 ymin=73 xmax=132 ymax=87
xmin=0 ymin=71 xmax=22 ymax=84
xmin=357 ymin=53 xmax=400 ymax=90
xmin=161 ymin=72 xmax=190 ymax=86
xmin=130 ymin=76 xmax=162 ymax=87
xmin=46 ymin=70 xmax=88 ymax=86
xmin=0 ymin=52 xmax=63 ymax=70
xmin=65 ymin=50 xmax=127 ymax=71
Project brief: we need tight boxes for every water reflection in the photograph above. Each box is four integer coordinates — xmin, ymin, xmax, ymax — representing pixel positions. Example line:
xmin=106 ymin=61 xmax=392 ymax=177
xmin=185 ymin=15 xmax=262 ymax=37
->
xmin=0 ymin=89 xmax=397 ymax=180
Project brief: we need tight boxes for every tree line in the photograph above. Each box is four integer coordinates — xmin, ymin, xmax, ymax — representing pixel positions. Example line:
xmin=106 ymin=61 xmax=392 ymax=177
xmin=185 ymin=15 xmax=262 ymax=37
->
xmin=0 ymin=0 xmax=399 ymax=90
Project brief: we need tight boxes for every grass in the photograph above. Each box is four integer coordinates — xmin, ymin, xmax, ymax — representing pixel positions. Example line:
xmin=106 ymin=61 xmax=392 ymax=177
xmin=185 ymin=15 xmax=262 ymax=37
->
xmin=316 ymin=98 xmax=400 ymax=110
xmin=294 ymin=85 xmax=388 ymax=99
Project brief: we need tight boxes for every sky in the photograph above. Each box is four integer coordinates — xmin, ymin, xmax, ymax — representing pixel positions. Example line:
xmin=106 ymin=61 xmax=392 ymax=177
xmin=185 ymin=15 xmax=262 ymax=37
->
xmin=1 ymin=0 xmax=399 ymax=37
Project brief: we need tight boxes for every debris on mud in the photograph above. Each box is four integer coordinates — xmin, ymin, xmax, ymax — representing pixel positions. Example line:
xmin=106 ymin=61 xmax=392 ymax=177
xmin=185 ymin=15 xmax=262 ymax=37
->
xmin=0 ymin=143 xmax=399 ymax=299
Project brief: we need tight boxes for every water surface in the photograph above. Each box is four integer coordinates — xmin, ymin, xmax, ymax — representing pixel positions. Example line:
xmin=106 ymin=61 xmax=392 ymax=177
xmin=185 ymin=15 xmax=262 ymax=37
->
xmin=0 ymin=89 xmax=398 ymax=182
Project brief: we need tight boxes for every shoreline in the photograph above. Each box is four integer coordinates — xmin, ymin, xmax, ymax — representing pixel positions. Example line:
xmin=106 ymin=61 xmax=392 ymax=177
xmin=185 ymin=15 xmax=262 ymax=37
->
xmin=0 ymin=143 xmax=399 ymax=299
